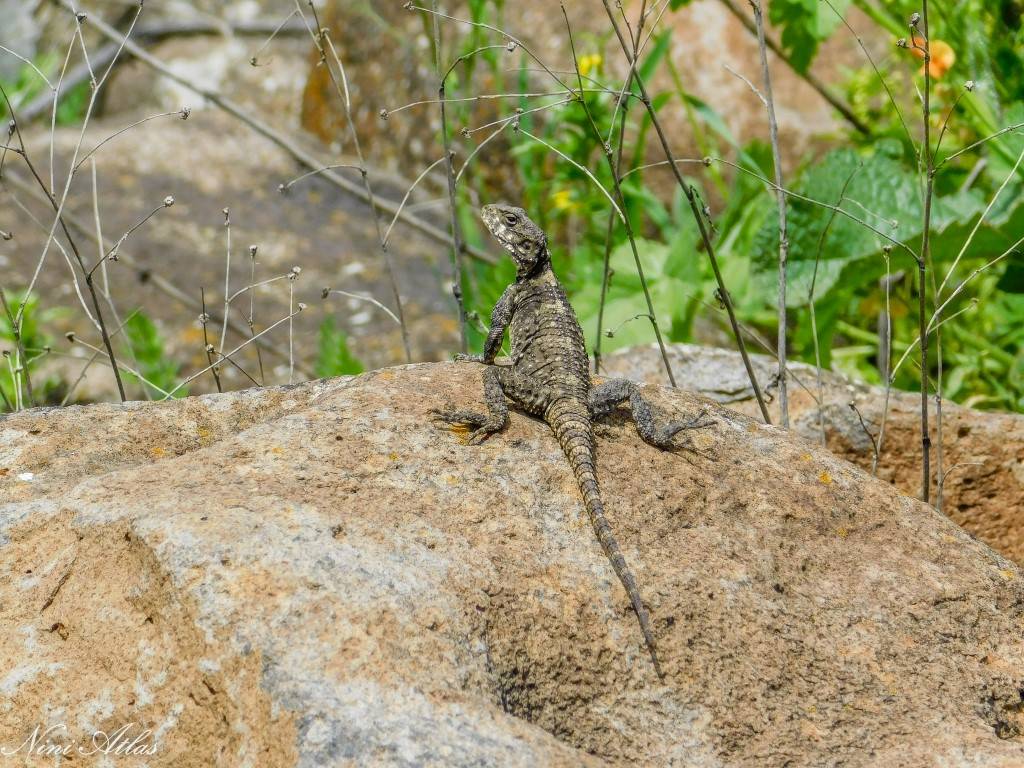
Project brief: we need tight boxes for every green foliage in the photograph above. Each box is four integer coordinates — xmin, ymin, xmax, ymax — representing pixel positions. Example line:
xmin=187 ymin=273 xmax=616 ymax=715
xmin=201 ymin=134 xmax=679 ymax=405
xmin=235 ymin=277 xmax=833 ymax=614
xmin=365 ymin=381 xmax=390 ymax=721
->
xmin=447 ymin=0 xmax=1024 ymax=412
xmin=768 ymin=0 xmax=853 ymax=74
xmin=122 ymin=311 xmax=184 ymax=399
xmin=4 ymin=0 xmax=1024 ymax=416
xmin=0 ymin=54 xmax=90 ymax=126
xmin=717 ymin=126 xmax=1024 ymax=406
xmin=0 ymin=292 xmax=65 ymax=410
xmin=751 ymin=142 xmax=990 ymax=305
xmin=574 ymin=230 xmax=702 ymax=354
xmin=315 ymin=316 xmax=365 ymax=378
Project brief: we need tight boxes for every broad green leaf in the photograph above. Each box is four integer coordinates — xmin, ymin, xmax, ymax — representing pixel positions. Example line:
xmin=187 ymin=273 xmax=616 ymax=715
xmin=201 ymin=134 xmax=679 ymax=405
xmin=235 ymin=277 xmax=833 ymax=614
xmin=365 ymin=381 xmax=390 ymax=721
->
xmin=574 ymin=238 xmax=695 ymax=353
xmin=752 ymin=146 xmax=986 ymax=306
xmin=768 ymin=0 xmax=852 ymax=74
xmin=996 ymin=259 xmax=1024 ymax=293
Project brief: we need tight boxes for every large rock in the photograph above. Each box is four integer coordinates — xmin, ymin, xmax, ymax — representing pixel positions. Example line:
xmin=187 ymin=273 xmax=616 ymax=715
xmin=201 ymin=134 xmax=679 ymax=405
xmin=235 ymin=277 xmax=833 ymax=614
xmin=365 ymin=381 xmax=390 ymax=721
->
xmin=600 ymin=343 xmax=1024 ymax=566
xmin=2 ymin=363 xmax=1023 ymax=766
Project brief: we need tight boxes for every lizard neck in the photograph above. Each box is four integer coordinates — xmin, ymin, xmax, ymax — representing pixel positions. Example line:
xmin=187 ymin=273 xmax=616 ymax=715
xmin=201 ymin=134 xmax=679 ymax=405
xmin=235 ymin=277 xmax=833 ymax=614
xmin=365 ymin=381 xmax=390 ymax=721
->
xmin=515 ymin=248 xmax=552 ymax=282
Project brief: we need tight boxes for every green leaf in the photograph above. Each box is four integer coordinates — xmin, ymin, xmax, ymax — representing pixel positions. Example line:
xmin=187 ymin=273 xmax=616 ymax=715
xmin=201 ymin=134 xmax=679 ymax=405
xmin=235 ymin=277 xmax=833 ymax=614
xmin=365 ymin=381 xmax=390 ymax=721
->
xmin=315 ymin=316 xmax=365 ymax=378
xmin=982 ymin=102 xmax=1024 ymax=184
xmin=574 ymin=238 xmax=696 ymax=353
xmin=123 ymin=311 xmax=183 ymax=398
xmin=768 ymin=0 xmax=852 ymax=74
xmin=996 ymin=259 xmax=1024 ymax=293
xmin=638 ymin=31 xmax=672 ymax=84
xmin=752 ymin=145 xmax=985 ymax=306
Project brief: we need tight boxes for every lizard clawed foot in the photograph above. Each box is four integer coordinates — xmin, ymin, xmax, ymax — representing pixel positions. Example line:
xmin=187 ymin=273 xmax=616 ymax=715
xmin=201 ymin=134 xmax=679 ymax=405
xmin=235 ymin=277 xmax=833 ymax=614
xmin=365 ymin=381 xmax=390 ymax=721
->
xmin=429 ymin=408 xmax=503 ymax=444
xmin=650 ymin=409 xmax=715 ymax=451
xmin=466 ymin=424 xmax=502 ymax=444
xmin=429 ymin=407 xmax=487 ymax=427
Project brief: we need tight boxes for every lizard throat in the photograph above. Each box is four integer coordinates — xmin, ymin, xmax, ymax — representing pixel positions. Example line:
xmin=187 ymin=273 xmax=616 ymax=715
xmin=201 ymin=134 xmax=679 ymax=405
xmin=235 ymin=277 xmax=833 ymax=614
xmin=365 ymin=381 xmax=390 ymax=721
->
xmin=515 ymin=247 xmax=551 ymax=281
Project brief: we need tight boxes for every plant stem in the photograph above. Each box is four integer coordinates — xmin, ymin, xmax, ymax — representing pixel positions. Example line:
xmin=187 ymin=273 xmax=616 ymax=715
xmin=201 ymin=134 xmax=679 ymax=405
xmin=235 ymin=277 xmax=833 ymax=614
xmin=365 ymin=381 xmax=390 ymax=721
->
xmin=594 ymin=107 xmax=629 ymax=374
xmin=918 ymin=3 xmax=933 ymax=504
xmin=431 ymin=0 xmax=468 ymax=354
xmin=0 ymin=287 xmax=34 ymax=408
xmin=750 ymin=0 xmax=789 ymax=428
xmin=601 ymin=0 xmax=770 ymax=422
xmin=563 ymin=4 xmax=677 ymax=388
xmin=306 ymin=9 xmax=413 ymax=364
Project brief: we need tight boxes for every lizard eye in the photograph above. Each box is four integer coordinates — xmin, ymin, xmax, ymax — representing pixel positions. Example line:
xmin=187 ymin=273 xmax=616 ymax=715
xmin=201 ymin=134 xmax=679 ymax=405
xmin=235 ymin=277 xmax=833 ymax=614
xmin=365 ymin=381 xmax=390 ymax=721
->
xmin=503 ymin=212 xmax=518 ymax=226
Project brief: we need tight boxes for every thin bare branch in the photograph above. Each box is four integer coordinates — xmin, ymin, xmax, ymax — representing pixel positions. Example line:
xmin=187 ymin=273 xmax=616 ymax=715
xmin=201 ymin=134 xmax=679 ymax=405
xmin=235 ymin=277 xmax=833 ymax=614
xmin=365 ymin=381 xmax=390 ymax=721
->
xmin=66 ymin=333 xmax=171 ymax=398
xmin=561 ymin=3 xmax=676 ymax=387
xmin=279 ymin=163 xmax=363 ymax=192
xmin=164 ymin=306 xmax=307 ymax=399
xmin=323 ymin=288 xmax=402 ymax=326
xmin=938 ymin=142 xmax=1024 ymax=298
xmin=717 ymin=0 xmax=870 ymax=135
xmin=602 ymin=3 xmax=772 ymax=421
xmin=249 ymin=8 xmax=299 ymax=66
xmin=201 ymin=288 xmax=223 ymax=393
xmin=3 ymin=171 xmax=314 ymax=379
xmin=935 ymin=122 xmax=1024 ymax=169
xmin=750 ymin=0 xmax=790 ymax=427
xmin=430 ymin=0 xmax=469 ymax=352
xmin=68 ymin=1 xmax=495 ymax=266
xmin=405 ymin=3 xmax=573 ymax=91
xmin=382 ymin=156 xmax=449 ymax=248
xmin=75 ymin=110 xmax=186 ymax=171
xmin=917 ymin=5 xmax=934 ymax=504
xmin=314 ymin=22 xmax=412 ymax=360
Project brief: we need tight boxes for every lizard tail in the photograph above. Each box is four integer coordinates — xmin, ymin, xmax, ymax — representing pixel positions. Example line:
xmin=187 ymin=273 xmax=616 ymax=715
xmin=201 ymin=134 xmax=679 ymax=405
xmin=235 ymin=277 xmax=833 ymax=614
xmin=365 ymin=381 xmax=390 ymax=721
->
xmin=547 ymin=398 xmax=664 ymax=679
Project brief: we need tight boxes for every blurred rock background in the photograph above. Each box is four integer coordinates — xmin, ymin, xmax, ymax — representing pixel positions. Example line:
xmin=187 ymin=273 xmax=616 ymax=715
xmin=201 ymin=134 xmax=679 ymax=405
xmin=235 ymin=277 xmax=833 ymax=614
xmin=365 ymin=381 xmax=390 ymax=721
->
xmin=1 ymin=0 xmax=869 ymax=403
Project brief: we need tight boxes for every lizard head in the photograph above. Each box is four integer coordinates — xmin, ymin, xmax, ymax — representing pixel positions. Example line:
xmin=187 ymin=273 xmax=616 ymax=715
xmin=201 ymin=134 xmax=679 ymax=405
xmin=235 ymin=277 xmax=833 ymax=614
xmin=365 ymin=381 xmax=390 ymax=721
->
xmin=480 ymin=204 xmax=549 ymax=279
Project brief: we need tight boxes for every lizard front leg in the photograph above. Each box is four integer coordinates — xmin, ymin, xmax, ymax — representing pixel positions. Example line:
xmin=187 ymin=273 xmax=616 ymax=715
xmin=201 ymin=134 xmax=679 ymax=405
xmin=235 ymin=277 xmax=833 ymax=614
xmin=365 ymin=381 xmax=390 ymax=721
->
xmin=590 ymin=378 xmax=713 ymax=450
xmin=453 ymin=285 xmax=514 ymax=365
xmin=438 ymin=286 xmax=517 ymax=442
xmin=433 ymin=367 xmax=552 ymax=443
xmin=432 ymin=366 xmax=509 ymax=444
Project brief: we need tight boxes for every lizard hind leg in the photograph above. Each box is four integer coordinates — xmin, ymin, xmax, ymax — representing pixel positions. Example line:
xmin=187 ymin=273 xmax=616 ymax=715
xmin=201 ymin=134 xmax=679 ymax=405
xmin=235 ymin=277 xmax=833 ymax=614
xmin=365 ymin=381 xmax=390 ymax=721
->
xmin=590 ymin=378 xmax=713 ymax=451
xmin=432 ymin=366 xmax=509 ymax=444
xmin=492 ymin=366 xmax=551 ymax=417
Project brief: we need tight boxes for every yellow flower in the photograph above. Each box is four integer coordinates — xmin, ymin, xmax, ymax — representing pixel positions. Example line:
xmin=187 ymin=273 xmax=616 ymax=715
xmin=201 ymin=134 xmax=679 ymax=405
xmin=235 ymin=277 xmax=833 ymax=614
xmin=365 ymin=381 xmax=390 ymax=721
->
xmin=578 ymin=53 xmax=602 ymax=78
xmin=551 ymin=189 xmax=576 ymax=212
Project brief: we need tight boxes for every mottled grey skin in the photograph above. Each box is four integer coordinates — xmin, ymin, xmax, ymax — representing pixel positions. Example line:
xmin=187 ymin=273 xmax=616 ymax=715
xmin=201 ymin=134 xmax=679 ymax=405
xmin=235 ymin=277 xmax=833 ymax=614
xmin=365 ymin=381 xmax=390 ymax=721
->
xmin=436 ymin=203 xmax=711 ymax=678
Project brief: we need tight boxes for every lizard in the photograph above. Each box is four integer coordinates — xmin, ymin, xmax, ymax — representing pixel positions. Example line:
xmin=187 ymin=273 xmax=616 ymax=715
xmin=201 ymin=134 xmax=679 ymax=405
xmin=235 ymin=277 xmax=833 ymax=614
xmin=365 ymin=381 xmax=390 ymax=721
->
xmin=434 ymin=203 xmax=712 ymax=678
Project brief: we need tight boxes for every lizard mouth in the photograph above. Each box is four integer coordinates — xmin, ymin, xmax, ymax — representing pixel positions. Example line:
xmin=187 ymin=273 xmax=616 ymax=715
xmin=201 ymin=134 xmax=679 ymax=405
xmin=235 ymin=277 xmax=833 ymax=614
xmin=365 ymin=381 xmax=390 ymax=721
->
xmin=479 ymin=204 xmax=546 ymax=276
xmin=480 ymin=207 xmax=525 ymax=262
xmin=497 ymin=236 xmax=525 ymax=261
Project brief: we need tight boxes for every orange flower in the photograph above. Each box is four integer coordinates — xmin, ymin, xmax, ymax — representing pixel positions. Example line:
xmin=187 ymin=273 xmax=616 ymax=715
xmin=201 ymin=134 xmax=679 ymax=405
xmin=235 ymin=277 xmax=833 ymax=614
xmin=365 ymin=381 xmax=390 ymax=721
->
xmin=908 ymin=36 xmax=956 ymax=78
